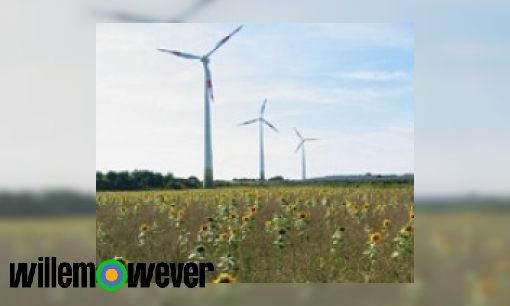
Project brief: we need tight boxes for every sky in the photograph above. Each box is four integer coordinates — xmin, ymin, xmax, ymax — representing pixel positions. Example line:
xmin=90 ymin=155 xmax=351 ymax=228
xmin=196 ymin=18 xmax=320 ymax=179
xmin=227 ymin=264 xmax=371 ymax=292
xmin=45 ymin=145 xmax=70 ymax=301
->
xmin=1 ymin=0 xmax=509 ymax=196
xmin=96 ymin=23 xmax=415 ymax=182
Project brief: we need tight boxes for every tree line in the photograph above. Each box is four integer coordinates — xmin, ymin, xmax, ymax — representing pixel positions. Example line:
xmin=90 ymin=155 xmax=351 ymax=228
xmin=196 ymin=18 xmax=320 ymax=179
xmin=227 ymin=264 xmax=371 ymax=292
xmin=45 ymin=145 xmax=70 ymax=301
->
xmin=96 ymin=170 xmax=202 ymax=191
xmin=97 ymin=170 xmax=413 ymax=191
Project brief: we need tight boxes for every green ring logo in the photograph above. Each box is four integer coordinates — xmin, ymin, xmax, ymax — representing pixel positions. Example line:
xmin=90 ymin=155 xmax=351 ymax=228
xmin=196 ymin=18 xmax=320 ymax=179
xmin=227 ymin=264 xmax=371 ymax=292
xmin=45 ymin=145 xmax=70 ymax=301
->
xmin=96 ymin=259 xmax=127 ymax=291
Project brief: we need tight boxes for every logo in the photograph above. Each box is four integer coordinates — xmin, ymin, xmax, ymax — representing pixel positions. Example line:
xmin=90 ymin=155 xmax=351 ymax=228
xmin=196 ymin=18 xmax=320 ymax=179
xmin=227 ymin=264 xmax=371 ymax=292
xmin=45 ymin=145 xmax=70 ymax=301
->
xmin=10 ymin=257 xmax=215 ymax=289
xmin=96 ymin=259 xmax=128 ymax=291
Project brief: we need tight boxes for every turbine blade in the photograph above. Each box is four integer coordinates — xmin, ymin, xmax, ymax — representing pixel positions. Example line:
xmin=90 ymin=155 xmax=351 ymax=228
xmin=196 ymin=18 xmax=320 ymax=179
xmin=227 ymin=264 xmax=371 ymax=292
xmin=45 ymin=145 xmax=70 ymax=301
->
xmin=262 ymin=119 xmax=278 ymax=132
xmin=260 ymin=98 xmax=267 ymax=117
xmin=91 ymin=9 xmax=159 ymax=23
xmin=238 ymin=119 xmax=258 ymax=126
xmin=157 ymin=49 xmax=201 ymax=60
xmin=92 ymin=0 xmax=218 ymax=23
xmin=294 ymin=128 xmax=303 ymax=139
xmin=173 ymin=0 xmax=218 ymax=23
xmin=295 ymin=141 xmax=304 ymax=153
xmin=206 ymin=25 xmax=244 ymax=58
xmin=204 ymin=63 xmax=214 ymax=102
xmin=306 ymin=138 xmax=319 ymax=141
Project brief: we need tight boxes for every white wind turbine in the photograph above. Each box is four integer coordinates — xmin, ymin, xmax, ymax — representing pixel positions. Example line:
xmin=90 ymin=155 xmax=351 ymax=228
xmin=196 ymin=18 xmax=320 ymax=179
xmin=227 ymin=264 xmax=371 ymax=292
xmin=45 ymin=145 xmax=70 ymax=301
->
xmin=238 ymin=99 xmax=279 ymax=181
xmin=294 ymin=128 xmax=319 ymax=181
xmin=157 ymin=25 xmax=243 ymax=188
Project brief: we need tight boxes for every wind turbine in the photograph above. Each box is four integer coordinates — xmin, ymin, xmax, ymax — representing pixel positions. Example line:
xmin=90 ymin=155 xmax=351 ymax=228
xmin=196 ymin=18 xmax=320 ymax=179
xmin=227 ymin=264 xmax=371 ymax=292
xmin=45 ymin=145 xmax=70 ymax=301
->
xmin=294 ymin=128 xmax=319 ymax=181
xmin=91 ymin=0 xmax=219 ymax=23
xmin=238 ymin=99 xmax=279 ymax=181
xmin=157 ymin=25 xmax=243 ymax=188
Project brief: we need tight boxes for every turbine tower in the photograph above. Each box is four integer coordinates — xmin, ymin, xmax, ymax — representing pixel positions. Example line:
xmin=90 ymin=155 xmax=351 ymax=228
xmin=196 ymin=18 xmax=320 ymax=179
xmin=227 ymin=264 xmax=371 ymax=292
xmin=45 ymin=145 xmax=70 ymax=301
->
xmin=158 ymin=25 xmax=243 ymax=188
xmin=238 ymin=99 xmax=279 ymax=181
xmin=294 ymin=128 xmax=319 ymax=181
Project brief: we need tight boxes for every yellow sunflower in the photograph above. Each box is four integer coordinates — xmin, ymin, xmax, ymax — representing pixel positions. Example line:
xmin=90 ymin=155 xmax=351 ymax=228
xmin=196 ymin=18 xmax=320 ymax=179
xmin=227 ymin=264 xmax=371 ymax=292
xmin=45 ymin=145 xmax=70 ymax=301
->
xmin=402 ymin=225 xmax=414 ymax=235
xmin=139 ymin=223 xmax=150 ymax=232
xmin=297 ymin=212 xmax=308 ymax=220
xmin=218 ymin=232 xmax=229 ymax=242
xmin=213 ymin=273 xmax=236 ymax=283
xmin=369 ymin=232 xmax=383 ymax=244
xmin=113 ymin=256 xmax=130 ymax=267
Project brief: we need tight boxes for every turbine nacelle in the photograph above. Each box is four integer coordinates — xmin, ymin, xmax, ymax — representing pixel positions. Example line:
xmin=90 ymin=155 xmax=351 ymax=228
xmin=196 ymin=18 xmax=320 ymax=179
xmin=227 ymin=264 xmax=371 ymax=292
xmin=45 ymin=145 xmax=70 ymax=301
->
xmin=238 ymin=99 xmax=278 ymax=132
xmin=294 ymin=128 xmax=318 ymax=152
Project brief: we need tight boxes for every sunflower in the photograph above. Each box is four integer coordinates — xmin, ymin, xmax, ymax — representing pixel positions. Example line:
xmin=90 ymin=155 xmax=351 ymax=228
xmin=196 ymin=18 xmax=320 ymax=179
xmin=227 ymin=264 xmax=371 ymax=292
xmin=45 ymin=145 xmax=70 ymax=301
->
xmin=249 ymin=206 xmax=257 ymax=214
xmin=402 ymin=225 xmax=414 ymax=235
xmin=297 ymin=212 xmax=308 ymax=220
xmin=139 ymin=223 xmax=150 ymax=232
xmin=200 ymin=225 xmax=209 ymax=232
xmin=177 ymin=210 xmax=185 ymax=218
xmin=409 ymin=212 xmax=414 ymax=220
xmin=339 ymin=227 xmax=345 ymax=232
xmin=213 ymin=273 xmax=236 ymax=283
xmin=119 ymin=206 xmax=127 ymax=214
xmin=286 ymin=204 xmax=296 ymax=213
xmin=382 ymin=219 xmax=392 ymax=228
xmin=219 ymin=232 xmax=229 ymax=242
xmin=229 ymin=212 xmax=238 ymax=219
xmin=241 ymin=215 xmax=251 ymax=223
xmin=369 ymin=232 xmax=383 ymax=244
xmin=195 ymin=245 xmax=206 ymax=253
xmin=113 ymin=256 xmax=130 ymax=267
xmin=265 ymin=220 xmax=272 ymax=228
xmin=278 ymin=228 xmax=286 ymax=236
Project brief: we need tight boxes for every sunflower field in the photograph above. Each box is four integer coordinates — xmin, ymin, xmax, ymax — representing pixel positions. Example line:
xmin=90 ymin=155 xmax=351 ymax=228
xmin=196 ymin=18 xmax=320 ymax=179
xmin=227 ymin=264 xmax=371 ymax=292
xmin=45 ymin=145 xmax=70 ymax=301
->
xmin=96 ymin=185 xmax=414 ymax=283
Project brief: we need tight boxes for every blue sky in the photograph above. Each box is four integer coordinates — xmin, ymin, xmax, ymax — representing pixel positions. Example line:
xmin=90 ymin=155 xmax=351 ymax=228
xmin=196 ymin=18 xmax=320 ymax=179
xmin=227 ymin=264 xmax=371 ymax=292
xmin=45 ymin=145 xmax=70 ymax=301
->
xmin=96 ymin=23 xmax=414 ymax=180
xmin=1 ymin=0 xmax=509 ymax=196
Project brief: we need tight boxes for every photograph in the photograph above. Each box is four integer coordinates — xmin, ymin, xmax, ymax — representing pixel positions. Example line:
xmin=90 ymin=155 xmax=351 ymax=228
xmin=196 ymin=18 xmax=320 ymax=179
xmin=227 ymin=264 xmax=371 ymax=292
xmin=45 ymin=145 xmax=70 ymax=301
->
xmin=96 ymin=23 xmax=414 ymax=283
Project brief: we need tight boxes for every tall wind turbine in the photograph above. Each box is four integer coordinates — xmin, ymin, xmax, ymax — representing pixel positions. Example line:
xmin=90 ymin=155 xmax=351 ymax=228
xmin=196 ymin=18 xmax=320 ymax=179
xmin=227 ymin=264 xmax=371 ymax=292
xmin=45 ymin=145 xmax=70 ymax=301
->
xmin=294 ymin=128 xmax=319 ymax=181
xmin=157 ymin=25 xmax=243 ymax=188
xmin=238 ymin=99 xmax=279 ymax=181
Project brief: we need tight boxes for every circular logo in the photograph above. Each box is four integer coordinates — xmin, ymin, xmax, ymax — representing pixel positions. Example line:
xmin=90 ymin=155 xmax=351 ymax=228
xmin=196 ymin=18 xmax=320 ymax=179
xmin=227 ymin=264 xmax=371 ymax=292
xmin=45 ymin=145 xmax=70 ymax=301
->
xmin=96 ymin=259 xmax=127 ymax=291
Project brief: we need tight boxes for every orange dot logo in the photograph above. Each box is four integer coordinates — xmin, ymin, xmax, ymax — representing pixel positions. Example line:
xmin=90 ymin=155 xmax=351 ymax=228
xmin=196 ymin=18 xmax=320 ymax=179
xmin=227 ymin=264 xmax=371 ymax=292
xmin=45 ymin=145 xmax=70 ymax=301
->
xmin=105 ymin=269 xmax=118 ymax=281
